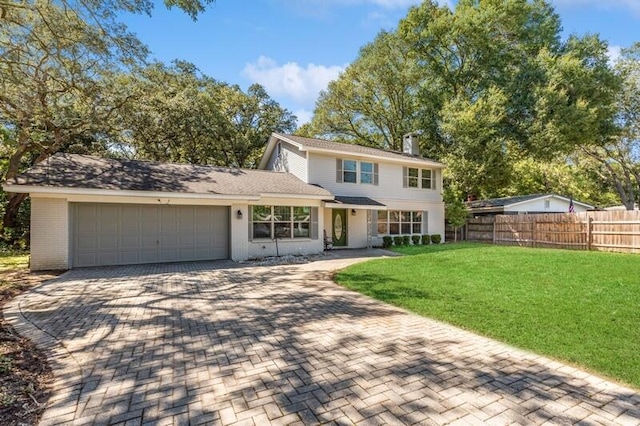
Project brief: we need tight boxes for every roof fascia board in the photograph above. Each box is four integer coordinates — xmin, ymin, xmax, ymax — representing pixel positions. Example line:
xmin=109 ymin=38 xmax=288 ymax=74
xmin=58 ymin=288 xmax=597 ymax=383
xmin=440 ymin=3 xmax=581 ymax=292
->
xmin=259 ymin=193 xmax=332 ymax=201
xmin=3 ymin=184 xmax=262 ymax=201
xmin=324 ymin=202 xmax=387 ymax=210
xmin=307 ymin=146 xmax=444 ymax=167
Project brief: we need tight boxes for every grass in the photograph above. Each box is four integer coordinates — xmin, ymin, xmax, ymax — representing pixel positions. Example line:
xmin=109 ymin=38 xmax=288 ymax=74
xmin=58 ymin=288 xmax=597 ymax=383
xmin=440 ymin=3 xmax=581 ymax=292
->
xmin=336 ymin=242 xmax=640 ymax=389
xmin=0 ymin=252 xmax=29 ymax=273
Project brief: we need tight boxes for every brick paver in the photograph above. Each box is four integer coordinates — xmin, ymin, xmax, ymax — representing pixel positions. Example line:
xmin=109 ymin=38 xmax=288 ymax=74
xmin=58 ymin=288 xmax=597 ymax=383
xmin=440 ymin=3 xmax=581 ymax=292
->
xmin=4 ymin=250 xmax=640 ymax=425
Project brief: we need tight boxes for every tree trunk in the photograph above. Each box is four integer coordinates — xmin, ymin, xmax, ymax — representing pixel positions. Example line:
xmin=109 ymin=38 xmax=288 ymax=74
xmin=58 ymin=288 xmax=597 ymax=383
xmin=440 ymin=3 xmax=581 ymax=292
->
xmin=3 ymin=192 xmax=28 ymax=228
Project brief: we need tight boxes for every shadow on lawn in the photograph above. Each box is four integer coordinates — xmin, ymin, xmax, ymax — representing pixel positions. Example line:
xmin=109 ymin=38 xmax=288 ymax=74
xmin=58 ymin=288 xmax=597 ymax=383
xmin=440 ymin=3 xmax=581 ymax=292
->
xmin=11 ymin=260 xmax=640 ymax=424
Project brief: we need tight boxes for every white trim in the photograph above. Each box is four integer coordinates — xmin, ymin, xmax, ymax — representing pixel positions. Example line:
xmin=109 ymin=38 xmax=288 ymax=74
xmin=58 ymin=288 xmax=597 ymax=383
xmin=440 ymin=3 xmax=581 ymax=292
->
xmin=271 ymin=134 xmax=446 ymax=168
xmin=259 ymin=193 xmax=333 ymax=201
xmin=324 ymin=202 xmax=387 ymax=211
xmin=3 ymin=184 xmax=332 ymax=202
xmin=2 ymin=184 xmax=262 ymax=201
xmin=507 ymin=195 xmax=593 ymax=210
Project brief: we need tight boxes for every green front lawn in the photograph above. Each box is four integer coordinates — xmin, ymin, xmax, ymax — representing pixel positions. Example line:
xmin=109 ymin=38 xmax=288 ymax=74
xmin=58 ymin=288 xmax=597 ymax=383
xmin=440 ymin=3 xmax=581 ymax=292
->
xmin=336 ymin=243 xmax=640 ymax=389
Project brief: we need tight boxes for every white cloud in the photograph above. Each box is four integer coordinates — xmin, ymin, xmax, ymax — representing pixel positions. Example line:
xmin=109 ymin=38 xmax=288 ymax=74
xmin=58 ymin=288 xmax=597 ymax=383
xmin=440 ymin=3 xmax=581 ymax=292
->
xmin=242 ymin=56 xmax=345 ymax=104
xmin=607 ymin=45 xmax=622 ymax=64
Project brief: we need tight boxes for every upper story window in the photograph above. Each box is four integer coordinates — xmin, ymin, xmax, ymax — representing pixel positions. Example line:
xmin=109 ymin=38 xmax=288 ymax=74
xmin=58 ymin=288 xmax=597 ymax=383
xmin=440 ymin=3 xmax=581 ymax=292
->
xmin=403 ymin=167 xmax=435 ymax=190
xmin=343 ymin=160 xmax=357 ymax=183
xmin=360 ymin=162 xmax=374 ymax=184
xmin=336 ymin=159 xmax=378 ymax=185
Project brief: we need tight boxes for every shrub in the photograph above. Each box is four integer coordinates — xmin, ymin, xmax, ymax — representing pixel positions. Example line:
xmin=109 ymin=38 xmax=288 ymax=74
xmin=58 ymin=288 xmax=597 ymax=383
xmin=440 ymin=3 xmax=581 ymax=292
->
xmin=422 ymin=234 xmax=430 ymax=245
xmin=393 ymin=236 xmax=403 ymax=246
xmin=382 ymin=236 xmax=393 ymax=248
xmin=402 ymin=235 xmax=410 ymax=246
xmin=411 ymin=235 xmax=421 ymax=245
xmin=431 ymin=234 xmax=442 ymax=244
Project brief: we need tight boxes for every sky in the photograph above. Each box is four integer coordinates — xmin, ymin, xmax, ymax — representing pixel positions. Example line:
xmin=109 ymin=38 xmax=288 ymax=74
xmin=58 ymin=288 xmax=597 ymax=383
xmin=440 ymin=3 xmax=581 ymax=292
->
xmin=120 ymin=0 xmax=640 ymax=126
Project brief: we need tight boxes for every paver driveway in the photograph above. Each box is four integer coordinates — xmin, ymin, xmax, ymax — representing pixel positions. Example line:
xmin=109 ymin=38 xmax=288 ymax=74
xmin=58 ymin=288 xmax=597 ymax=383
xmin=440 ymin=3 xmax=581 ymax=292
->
xmin=5 ymin=251 xmax=640 ymax=426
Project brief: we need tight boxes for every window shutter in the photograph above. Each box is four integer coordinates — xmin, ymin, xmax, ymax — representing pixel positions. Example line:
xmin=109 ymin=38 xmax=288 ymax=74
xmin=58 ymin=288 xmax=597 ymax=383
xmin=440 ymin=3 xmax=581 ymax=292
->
xmin=373 ymin=163 xmax=379 ymax=186
xmin=248 ymin=206 xmax=253 ymax=241
xmin=422 ymin=211 xmax=429 ymax=234
xmin=402 ymin=167 xmax=408 ymax=188
xmin=432 ymin=170 xmax=437 ymax=190
xmin=310 ymin=207 xmax=319 ymax=240
xmin=371 ymin=210 xmax=378 ymax=237
xmin=336 ymin=159 xmax=343 ymax=183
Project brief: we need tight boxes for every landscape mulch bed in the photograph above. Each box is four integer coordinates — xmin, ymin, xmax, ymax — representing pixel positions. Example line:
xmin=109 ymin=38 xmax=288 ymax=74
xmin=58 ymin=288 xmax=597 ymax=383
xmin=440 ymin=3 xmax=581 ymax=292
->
xmin=1 ymin=269 xmax=61 ymax=426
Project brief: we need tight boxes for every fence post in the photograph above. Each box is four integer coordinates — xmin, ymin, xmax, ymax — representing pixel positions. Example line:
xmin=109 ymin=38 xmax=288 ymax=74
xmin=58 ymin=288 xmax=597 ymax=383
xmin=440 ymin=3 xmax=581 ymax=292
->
xmin=492 ymin=217 xmax=496 ymax=244
xmin=532 ymin=217 xmax=536 ymax=248
xmin=587 ymin=216 xmax=593 ymax=251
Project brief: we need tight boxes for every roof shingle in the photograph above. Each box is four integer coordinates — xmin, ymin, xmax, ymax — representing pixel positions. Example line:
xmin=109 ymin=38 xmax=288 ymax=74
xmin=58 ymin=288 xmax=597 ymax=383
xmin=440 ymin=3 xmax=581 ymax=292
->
xmin=276 ymin=134 xmax=444 ymax=167
xmin=6 ymin=154 xmax=332 ymax=197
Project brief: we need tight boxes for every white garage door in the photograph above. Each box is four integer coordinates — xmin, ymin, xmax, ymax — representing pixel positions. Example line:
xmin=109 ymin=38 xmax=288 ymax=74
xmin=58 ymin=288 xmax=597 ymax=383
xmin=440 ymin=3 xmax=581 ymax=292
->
xmin=72 ymin=203 xmax=229 ymax=267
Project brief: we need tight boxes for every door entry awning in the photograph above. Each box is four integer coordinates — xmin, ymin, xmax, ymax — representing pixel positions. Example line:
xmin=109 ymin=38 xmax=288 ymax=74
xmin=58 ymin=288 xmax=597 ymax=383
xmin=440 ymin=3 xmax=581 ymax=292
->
xmin=324 ymin=196 xmax=387 ymax=210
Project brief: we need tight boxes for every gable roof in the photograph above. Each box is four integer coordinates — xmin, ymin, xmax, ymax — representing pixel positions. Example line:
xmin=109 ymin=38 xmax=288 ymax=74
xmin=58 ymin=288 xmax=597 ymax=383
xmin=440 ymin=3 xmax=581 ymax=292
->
xmin=259 ymin=133 xmax=445 ymax=169
xmin=4 ymin=154 xmax=332 ymax=199
xmin=468 ymin=194 xmax=593 ymax=210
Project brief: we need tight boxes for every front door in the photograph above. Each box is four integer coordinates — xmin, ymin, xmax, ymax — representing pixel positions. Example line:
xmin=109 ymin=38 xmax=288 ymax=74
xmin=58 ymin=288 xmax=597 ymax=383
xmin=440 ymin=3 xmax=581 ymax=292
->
xmin=332 ymin=209 xmax=347 ymax=247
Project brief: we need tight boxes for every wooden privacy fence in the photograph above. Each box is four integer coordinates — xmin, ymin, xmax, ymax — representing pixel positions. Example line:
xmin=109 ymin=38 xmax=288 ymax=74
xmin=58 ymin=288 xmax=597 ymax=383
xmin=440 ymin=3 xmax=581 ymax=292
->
xmin=463 ymin=211 xmax=640 ymax=254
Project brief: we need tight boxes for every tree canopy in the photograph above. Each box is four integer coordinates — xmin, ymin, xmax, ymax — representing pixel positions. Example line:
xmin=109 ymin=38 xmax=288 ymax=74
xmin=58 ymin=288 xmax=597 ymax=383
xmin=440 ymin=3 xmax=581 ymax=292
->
xmin=0 ymin=0 xmax=294 ymax=240
xmin=304 ymin=0 xmax=623 ymax=204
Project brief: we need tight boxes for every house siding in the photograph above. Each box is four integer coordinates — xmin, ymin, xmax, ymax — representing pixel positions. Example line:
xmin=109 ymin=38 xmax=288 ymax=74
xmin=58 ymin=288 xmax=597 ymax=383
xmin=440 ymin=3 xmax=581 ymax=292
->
xmin=504 ymin=197 xmax=589 ymax=214
xmin=268 ymin=141 xmax=308 ymax=181
xmin=31 ymin=197 xmax=70 ymax=270
xmin=308 ymin=153 xmax=442 ymax=202
xmin=247 ymin=197 xmax=324 ymax=259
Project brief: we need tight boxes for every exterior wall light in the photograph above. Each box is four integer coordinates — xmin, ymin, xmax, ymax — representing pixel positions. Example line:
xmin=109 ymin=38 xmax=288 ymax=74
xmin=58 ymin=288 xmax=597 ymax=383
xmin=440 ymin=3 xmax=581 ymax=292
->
xmin=237 ymin=209 xmax=243 ymax=219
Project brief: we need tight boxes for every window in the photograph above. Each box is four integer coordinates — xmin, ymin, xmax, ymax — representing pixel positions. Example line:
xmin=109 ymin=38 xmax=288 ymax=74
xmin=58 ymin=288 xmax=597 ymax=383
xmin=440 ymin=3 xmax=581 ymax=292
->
xmin=361 ymin=162 xmax=374 ymax=184
xmin=544 ymin=200 xmax=550 ymax=209
xmin=337 ymin=159 xmax=378 ymax=185
xmin=377 ymin=210 xmax=388 ymax=235
xmin=377 ymin=210 xmax=423 ymax=235
xmin=404 ymin=167 xmax=435 ymax=189
xmin=407 ymin=168 xmax=419 ymax=188
xmin=252 ymin=206 xmax=311 ymax=239
xmin=421 ymin=169 xmax=433 ymax=189
xmin=343 ymin=160 xmax=357 ymax=183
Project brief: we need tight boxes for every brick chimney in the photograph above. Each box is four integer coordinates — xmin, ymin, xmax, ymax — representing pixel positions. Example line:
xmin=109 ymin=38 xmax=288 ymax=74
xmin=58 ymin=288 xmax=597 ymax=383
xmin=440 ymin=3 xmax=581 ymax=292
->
xmin=467 ymin=194 xmax=476 ymax=202
xmin=402 ymin=133 xmax=420 ymax=156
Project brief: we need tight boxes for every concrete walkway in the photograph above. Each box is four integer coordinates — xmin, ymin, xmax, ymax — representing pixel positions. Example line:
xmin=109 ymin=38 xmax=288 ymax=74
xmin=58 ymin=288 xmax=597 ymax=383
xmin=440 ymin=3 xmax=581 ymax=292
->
xmin=4 ymin=250 xmax=640 ymax=425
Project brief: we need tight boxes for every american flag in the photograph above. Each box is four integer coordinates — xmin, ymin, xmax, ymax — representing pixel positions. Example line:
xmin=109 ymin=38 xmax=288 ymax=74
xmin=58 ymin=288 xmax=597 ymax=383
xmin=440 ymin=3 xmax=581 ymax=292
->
xmin=569 ymin=198 xmax=575 ymax=213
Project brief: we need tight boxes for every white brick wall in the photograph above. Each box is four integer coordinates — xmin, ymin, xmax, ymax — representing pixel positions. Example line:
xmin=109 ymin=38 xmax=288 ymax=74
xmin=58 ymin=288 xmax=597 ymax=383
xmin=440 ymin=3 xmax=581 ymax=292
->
xmin=30 ymin=197 xmax=69 ymax=271
xmin=230 ymin=203 xmax=249 ymax=261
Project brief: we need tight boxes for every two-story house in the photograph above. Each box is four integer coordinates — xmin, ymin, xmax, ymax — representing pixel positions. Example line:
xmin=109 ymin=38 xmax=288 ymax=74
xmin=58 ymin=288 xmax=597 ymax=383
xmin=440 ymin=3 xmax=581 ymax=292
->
xmin=259 ymin=133 xmax=445 ymax=250
xmin=4 ymin=133 xmax=445 ymax=270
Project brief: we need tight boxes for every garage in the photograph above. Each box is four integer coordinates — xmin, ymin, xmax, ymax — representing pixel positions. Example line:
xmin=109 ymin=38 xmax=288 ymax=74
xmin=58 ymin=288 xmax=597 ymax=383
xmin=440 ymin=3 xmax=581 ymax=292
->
xmin=72 ymin=203 xmax=229 ymax=267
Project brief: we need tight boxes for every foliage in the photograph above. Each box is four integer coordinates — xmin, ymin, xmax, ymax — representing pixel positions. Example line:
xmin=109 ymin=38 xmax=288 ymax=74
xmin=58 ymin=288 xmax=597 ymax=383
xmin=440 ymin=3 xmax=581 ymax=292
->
xmin=411 ymin=235 xmax=421 ymax=245
xmin=402 ymin=235 xmax=410 ymax=246
xmin=336 ymin=243 xmax=640 ymax=388
xmin=117 ymin=62 xmax=296 ymax=168
xmin=0 ymin=0 xmax=147 ymax=228
xmin=305 ymin=31 xmax=421 ymax=150
xmin=307 ymin=0 xmax=621 ymax=201
xmin=430 ymin=234 xmax=441 ymax=244
xmin=382 ymin=236 xmax=393 ymax=248
xmin=0 ymin=253 xmax=30 ymax=273
xmin=581 ymin=43 xmax=640 ymax=209
xmin=421 ymin=234 xmax=430 ymax=245
xmin=443 ymin=184 xmax=468 ymax=228
xmin=393 ymin=236 xmax=403 ymax=246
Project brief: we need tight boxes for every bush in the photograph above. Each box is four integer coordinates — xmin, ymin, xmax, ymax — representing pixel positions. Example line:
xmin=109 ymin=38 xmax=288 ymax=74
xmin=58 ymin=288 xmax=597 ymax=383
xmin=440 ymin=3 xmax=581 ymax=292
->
xmin=431 ymin=234 xmax=442 ymax=244
xmin=393 ymin=236 xmax=403 ymax=246
xmin=422 ymin=234 xmax=430 ymax=245
xmin=382 ymin=236 xmax=393 ymax=248
xmin=411 ymin=235 xmax=421 ymax=245
xmin=402 ymin=235 xmax=410 ymax=246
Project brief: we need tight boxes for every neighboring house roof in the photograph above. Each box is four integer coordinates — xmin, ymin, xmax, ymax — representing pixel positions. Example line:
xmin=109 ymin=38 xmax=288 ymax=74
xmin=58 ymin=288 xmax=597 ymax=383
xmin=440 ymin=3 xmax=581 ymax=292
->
xmin=259 ymin=133 xmax=445 ymax=169
xmin=468 ymin=194 xmax=593 ymax=210
xmin=4 ymin=154 xmax=332 ymax=198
